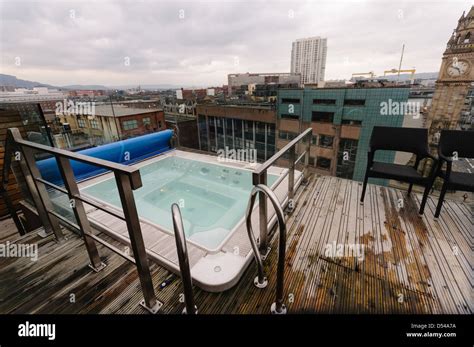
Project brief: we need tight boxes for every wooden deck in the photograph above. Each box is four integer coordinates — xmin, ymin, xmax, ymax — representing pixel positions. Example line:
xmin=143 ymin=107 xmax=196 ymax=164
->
xmin=0 ymin=176 xmax=472 ymax=314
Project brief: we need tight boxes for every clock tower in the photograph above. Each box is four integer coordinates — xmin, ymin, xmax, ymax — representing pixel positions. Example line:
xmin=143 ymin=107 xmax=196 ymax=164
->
xmin=427 ymin=6 xmax=474 ymax=146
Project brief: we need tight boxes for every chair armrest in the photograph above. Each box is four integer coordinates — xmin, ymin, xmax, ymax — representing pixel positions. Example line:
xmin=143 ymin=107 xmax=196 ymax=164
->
xmin=438 ymin=152 xmax=453 ymax=179
xmin=438 ymin=152 xmax=452 ymax=163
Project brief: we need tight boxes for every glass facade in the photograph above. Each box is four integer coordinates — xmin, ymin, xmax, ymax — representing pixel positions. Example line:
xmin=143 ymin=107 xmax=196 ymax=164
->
xmin=198 ymin=115 xmax=208 ymax=151
xmin=198 ymin=116 xmax=276 ymax=162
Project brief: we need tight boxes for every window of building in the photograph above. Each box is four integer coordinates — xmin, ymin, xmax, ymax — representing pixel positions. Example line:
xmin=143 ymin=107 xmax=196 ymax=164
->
xmin=311 ymin=111 xmax=334 ymax=123
xmin=313 ymin=99 xmax=336 ymax=105
xmin=281 ymin=114 xmax=299 ymax=120
xmin=122 ymin=120 xmax=138 ymax=130
xmin=311 ymin=135 xmax=317 ymax=145
xmin=278 ymin=131 xmax=297 ymax=141
xmin=90 ymin=119 xmax=100 ymax=129
xmin=316 ymin=157 xmax=331 ymax=170
xmin=341 ymin=119 xmax=362 ymax=126
xmin=319 ymin=135 xmax=333 ymax=148
xmin=143 ymin=117 xmax=151 ymax=126
xmin=158 ymin=121 xmax=162 ymax=129
xmin=77 ymin=118 xmax=86 ymax=128
xmin=281 ymin=98 xmax=300 ymax=104
xmin=344 ymin=99 xmax=365 ymax=106
xmin=336 ymin=138 xmax=358 ymax=180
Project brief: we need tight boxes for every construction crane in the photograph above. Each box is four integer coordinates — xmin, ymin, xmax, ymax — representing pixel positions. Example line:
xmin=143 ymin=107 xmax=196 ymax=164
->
xmin=384 ymin=44 xmax=416 ymax=83
xmin=384 ymin=68 xmax=416 ymax=80
xmin=351 ymin=71 xmax=376 ymax=79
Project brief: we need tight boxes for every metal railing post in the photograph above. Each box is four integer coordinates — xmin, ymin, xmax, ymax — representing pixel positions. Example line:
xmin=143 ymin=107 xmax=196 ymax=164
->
xmin=303 ymin=131 xmax=311 ymax=183
xmin=7 ymin=129 xmax=57 ymax=238
xmin=245 ymin=184 xmax=287 ymax=314
xmin=114 ymin=172 xmax=161 ymax=314
xmin=55 ymin=156 xmax=105 ymax=271
xmin=171 ymin=204 xmax=197 ymax=314
xmin=252 ymin=171 xmax=269 ymax=257
xmin=288 ymin=145 xmax=296 ymax=211
xmin=16 ymin=142 xmax=65 ymax=242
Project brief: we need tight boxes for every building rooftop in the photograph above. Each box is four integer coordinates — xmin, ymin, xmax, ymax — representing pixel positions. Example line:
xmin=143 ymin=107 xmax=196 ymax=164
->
xmin=80 ymin=104 xmax=162 ymax=117
xmin=0 ymin=175 xmax=471 ymax=314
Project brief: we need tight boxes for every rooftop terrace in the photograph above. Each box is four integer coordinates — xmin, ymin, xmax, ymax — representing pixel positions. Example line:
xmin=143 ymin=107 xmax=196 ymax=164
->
xmin=1 ymin=175 xmax=471 ymax=314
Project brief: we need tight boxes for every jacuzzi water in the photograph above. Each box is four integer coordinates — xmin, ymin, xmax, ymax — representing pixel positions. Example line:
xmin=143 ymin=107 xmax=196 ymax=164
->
xmin=81 ymin=156 xmax=278 ymax=250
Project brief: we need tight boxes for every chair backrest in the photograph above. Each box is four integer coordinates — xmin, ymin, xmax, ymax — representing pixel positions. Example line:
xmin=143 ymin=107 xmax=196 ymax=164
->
xmin=369 ymin=126 xmax=429 ymax=155
xmin=438 ymin=130 xmax=474 ymax=159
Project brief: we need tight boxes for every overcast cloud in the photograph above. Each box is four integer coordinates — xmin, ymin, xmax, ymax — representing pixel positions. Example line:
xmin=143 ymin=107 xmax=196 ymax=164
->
xmin=0 ymin=0 xmax=471 ymax=87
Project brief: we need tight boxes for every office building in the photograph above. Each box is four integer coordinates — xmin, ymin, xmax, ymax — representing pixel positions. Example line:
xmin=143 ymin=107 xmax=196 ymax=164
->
xmin=227 ymin=73 xmax=301 ymax=96
xmin=277 ymin=84 xmax=410 ymax=182
xmin=290 ymin=37 xmax=328 ymax=85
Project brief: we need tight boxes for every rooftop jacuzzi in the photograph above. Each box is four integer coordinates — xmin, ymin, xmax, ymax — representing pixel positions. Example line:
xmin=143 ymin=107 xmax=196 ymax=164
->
xmin=39 ymin=131 xmax=302 ymax=292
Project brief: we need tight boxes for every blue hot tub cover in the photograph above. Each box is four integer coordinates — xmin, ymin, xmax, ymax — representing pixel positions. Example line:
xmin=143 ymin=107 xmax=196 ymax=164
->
xmin=36 ymin=129 xmax=173 ymax=185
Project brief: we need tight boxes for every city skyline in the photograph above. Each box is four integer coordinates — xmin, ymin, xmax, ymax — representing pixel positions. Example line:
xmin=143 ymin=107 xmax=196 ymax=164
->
xmin=0 ymin=0 xmax=471 ymax=87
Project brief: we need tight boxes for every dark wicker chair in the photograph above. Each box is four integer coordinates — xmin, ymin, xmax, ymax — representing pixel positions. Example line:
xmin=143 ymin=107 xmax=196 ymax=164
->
xmin=360 ymin=126 xmax=436 ymax=214
xmin=424 ymin=130 xmax=474 ymax=218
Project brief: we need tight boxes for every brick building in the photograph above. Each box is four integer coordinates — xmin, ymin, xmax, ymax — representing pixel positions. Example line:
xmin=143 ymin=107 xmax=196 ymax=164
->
xmin=58 ymin=104 xmax=166 ymax=145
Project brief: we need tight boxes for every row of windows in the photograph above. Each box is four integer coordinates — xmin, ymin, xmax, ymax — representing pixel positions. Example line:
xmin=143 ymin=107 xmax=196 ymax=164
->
xmin=281 ymin=114 xmax=363 ymax=127
xmin=122 ymin=117 xmax=154 ymax=130
xmin=77 ymin=117 xmax=154 ymax=131
xmin=77 ymin=118 xmax=101 ymax=129
xmin=281 ymin=98 xmax=366 ymax=106
xmin=122 ymin=120 xmax=138 ymax=130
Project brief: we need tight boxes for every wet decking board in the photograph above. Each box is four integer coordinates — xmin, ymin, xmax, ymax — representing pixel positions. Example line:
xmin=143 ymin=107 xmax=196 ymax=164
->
xmin=0 ymin=176 xmax=471 ymax=314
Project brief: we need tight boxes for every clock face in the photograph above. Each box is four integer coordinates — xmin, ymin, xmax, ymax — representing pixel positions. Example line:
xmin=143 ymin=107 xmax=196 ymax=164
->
xmin=446 ymin=59 xmax=469 ymax=77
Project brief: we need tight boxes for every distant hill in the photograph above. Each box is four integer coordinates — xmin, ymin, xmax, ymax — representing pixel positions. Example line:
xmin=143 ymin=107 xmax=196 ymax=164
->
xmin=0 ymin=74 xmax=55 ymax=88
xmin=60 ymin=84 xmax=109 ymax=90
xmin=375 ymin=72 xmax=438 ymax=81
xmin=110 ymin=84 xmax=183 ymax=90
xmin=0 ymin=75 xmax=195 ymax=91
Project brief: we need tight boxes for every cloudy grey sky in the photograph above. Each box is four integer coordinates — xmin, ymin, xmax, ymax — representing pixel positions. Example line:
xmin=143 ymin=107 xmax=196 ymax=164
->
xmin=0 ymin=0 xmax=471 ymax=87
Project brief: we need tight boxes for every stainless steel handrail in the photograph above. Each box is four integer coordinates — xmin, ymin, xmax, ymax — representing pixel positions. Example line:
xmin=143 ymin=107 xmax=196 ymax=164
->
xmin=252 ymin=127 xmax=312 ymax=254
xmin=253 ymin=127 xmax=312 ymax=175
xmin=246 ymin=184 xmax=287 ymax=314
xmin=171 ymin=203 xmax=197 ymax=314
xmin=5 ymin=127 xmax=161 ymax=314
